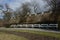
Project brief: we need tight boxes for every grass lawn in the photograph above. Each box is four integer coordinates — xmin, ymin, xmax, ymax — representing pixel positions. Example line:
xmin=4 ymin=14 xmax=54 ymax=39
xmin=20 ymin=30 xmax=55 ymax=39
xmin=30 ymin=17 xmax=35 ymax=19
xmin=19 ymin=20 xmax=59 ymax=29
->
xmin=0 ymin=32 xmax=28 ymax=40
xmin=0 ymin=28 xmax=60 ymax=38
xmin=13 ymin=30 xmax=60 ymax=38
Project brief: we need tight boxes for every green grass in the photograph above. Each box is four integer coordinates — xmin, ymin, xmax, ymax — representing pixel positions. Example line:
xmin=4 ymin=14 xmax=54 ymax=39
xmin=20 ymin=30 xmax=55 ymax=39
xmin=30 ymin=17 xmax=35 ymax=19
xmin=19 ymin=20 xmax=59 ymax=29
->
xmin=13 ymin=30 xmax=60 ymax=38
xmin=0 ymin=32 xmax=28 ymax=40
xmin=0 ymin=28 xmax=60 ymax=38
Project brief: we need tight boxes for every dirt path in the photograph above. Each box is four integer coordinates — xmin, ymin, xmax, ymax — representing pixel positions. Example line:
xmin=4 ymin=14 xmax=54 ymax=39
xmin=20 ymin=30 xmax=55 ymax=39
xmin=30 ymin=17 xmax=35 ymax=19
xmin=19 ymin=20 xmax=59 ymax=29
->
xmin=0 ymin=30 xmax=60 ymax=40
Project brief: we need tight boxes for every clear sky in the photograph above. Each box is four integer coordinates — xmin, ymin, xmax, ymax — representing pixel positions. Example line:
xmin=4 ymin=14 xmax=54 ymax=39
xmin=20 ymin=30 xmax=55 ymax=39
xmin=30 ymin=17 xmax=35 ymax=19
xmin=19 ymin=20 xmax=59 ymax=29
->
xmin=0 ymin=0 xmax=50 ymax=19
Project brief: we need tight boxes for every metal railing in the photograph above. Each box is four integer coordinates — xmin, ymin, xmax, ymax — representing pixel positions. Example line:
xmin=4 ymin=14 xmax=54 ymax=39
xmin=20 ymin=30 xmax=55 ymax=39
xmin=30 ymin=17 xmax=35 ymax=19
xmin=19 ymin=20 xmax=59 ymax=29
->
xmin=10 ymin=24 xmax=58 ymax=28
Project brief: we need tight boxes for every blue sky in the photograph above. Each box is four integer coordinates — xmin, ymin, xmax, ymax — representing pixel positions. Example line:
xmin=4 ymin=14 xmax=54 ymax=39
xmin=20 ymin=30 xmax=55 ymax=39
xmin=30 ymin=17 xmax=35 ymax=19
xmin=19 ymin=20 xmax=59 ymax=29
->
xmin=0 ymin=0 xmax=32 ymax=19
xmin=0 ymin=0 xmax=50 ymax=10
xmin=0 ymin=0 xmax=50 ymax=19
xmin=0 ymin=0 xmax=31 ymax=10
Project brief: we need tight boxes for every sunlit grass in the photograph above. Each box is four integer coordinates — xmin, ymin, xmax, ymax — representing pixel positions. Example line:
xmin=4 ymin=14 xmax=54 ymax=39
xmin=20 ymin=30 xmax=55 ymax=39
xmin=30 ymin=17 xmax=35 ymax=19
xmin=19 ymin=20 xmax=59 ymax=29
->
xmin=0 ymin=32 xmax=28 ymax=40
xmin=13 ymin=30 xmax=60 ymax=38
xmin=0 ymin=28 xmax=60 ymax=38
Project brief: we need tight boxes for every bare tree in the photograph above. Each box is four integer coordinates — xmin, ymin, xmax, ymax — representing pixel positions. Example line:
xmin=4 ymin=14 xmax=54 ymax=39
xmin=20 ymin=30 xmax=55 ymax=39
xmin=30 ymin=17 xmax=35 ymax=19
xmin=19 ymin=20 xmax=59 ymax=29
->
xmin=47 ymin=0 xmax=60 ymax=30
xmin=3 ymin=4 xmax=12 ymax=22
xmin=31 ymin=0 xmax=40 ymax=13
xmin=0 ymin=4 xmax=12 ymax=27
xmin=15 ymin=2 xmax=31 ymax=23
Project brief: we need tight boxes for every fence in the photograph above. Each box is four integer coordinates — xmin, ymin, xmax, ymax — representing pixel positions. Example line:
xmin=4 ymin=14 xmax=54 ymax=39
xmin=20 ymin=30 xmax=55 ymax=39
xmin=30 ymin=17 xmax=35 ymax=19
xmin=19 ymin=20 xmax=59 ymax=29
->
xmin=10 ymin=24 xmax=58 ymax=30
